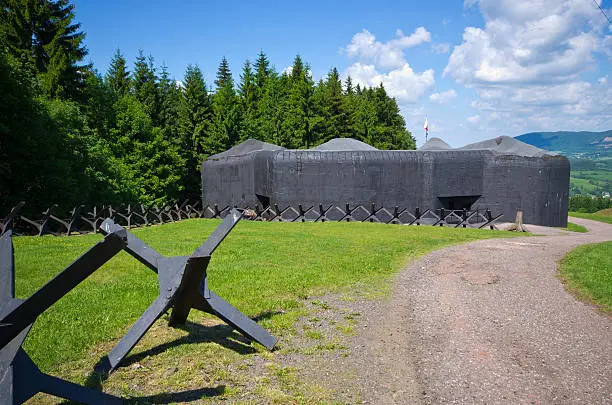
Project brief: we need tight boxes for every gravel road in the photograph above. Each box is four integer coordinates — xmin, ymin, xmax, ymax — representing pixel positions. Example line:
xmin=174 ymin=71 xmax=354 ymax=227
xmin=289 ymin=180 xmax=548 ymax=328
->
xmin=352 ymin=217 xmax=612 ymax=404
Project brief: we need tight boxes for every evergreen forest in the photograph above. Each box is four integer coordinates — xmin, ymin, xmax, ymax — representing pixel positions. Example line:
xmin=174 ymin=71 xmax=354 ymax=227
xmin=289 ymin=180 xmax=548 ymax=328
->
xmin=0 ymin=0 xmax=415 ymax=215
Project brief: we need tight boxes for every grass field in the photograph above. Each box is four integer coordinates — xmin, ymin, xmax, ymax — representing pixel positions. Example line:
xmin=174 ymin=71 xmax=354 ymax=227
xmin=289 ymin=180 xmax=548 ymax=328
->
xmin=569 ymin=168 xmax=610 ymax=196
xmin=13 ymin=219 xmax=517 ymax=401
xmin=559 ymin=241 xmax=612 ymax=313
xmin=563 ymin=222 xmax=588 ymax=232
xmin=569 ymin=209 xmax=612 ymax=224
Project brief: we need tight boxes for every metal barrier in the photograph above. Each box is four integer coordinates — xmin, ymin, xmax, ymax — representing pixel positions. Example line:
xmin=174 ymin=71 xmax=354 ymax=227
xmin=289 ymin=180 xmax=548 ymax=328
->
xmin=0 ymin=229 xmax=127 ymax=404
xmin=0 ymin=208 xmax=275 ymax=404
xmin=206 ymin=204 xmax=503 ymax=229
xmin=97 ymin=208 xmax=276 ymax=373
xmin=1 ymin=201 xmax=503 ymax=236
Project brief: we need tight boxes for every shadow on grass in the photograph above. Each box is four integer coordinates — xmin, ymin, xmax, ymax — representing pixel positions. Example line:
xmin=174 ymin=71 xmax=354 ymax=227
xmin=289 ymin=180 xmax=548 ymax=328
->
xmin=80 ymin=315 xmax=282 ymax=402
xmin=126 ymin=386 xmax=226 ymax=403
xmin=60 ymin=386 xmax=225 ymax=404
xmin=252 ymin=309 xmax=285 ymax=322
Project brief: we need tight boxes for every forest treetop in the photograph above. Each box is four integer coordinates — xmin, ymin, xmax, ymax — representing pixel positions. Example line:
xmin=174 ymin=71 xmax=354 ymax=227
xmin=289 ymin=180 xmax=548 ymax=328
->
xmin=0 ymin=0 xmax=415 ymax=215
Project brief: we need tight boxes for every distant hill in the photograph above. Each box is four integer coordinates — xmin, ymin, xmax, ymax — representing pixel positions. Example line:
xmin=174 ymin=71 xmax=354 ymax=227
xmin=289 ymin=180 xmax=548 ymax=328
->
xmin=515 ymin=131 xmax=611 ymax=197
xmin=515 ymin=130 xmax=612 ymax=158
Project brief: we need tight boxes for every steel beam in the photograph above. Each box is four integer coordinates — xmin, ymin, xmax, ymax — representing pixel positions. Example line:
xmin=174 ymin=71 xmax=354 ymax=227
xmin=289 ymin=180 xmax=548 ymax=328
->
xmin=100 ymin=209 xmax=277 ymax=372
xmin=0 ymin=230 xmax=124 ymax=404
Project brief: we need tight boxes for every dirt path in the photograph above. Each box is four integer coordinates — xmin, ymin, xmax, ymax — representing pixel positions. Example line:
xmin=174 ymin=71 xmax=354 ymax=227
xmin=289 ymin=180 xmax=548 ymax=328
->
xmin=339 ymin=217 xmax=612 ymax=404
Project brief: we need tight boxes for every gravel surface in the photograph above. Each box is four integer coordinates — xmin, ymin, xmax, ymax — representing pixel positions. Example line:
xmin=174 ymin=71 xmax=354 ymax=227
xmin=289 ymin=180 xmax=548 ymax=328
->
xmin=238 ymin=217 xmax=611 ymax=404
xmin=346 ymin=216 xmax=612 ymax=404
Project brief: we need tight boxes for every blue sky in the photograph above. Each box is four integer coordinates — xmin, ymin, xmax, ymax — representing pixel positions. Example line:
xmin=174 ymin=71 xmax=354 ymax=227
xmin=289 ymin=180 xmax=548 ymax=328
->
xmin=73 ymin=0 xmax=611 ymax=147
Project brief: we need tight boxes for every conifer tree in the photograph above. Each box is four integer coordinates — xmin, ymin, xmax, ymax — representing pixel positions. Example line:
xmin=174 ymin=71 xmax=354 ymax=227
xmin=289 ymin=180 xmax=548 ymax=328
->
xmin=158 ymin=64 xmax=181 ymax=133
xmin=310 ymin=78 xmax=327 ymax=145
xmin=132 ymin=51 xmax=160 ymax=124
xmin=254 ymin=50 xmax=271 ymax=91
xmin=1 ymin=0 xmax=89 ymax=100
xmin=83 ymin=68 xmax=112 ymax=138
xmin=178 ymin=63 xmax=213 ymax=191
xmin=211 ymin=57 xmax=239 ymax=150
xmin=106 ymin=49 xmax=130 ymax=97
xmin=281 ymin=54 xmax=314 ymax=148
xmin=321 ymin=67 xmax=350 ymax=142
xmin=342 ymin=75 xmax=358 ymax=139
xmin=344 ymin=76 xmax=354 ymax=96
xmin=238 ymin=59 xmax=258 ymax=141
xmin=257 ymin=72 xmax=286 ymax=145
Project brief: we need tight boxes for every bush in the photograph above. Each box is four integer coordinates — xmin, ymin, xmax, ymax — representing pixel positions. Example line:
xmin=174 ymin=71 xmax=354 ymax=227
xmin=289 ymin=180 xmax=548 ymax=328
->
xmin=569 ymin=196 xmax=612 ymax=213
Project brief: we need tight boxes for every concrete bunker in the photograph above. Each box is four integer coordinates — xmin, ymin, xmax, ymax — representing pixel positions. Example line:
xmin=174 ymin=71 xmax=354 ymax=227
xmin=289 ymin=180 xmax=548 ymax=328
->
xmin=202 ymin=136 xmax=570 ymax=227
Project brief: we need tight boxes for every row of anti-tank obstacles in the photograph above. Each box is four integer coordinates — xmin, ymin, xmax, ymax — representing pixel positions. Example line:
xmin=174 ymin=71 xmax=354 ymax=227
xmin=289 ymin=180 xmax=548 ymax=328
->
xmin=0 ymin=202 xmax=503 ymax=403
xmin=0 ymin=201 xmax=503 ymax=236
xmin=0 ymin=209 xmax=277 ymax=404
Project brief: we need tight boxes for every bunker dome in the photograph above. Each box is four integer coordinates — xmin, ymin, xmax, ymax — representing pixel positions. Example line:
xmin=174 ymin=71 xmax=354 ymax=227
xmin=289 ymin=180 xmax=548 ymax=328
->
xmin=202 ymin=136 xmax=570 ymax=227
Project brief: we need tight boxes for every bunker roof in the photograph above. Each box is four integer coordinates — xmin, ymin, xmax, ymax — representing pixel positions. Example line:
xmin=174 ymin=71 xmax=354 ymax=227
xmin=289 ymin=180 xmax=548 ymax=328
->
xmin=419 ymin=137 xmax=452 ymax=151
xmin=310 ymin=138 xmax=379 ymax=151
xmin=208 ymin=138 xmax=285 ymax=160
xmin=459 ymin=136 xmax=558 ymax=157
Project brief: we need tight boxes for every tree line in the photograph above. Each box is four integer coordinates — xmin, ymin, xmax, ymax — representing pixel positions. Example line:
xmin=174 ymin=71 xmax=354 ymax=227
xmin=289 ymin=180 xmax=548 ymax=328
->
xmin=568 ymin=196 xmax=612 ymax=213
xmin=0 ymin=0 xmax=415 ymax=216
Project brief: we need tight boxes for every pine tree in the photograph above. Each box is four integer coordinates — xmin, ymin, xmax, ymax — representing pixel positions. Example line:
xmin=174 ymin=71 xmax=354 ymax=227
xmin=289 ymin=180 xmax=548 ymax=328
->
xmin=0 ymin=0 xmax=37 ymax=64
xmin=211 ymin=57 xmax=239 ymax=150
xmin=281 ymin=54 xmax=315 ymax=148
xmin=352 ymin=87 xmax=378 ymax=145
xmin=344 ymin=76 xmax=354 ymax=96
xmin=254 ymin=50 xmax=271 ymax=90
xmin=177 ymin=64 xmax=215 ymax=199
xmin=132 ymin=50 xmax=160 ymax=124
xmin=215 ymin=56 xmax=232 ymax=90
xmin=342 ymin=76 xmax=358 ymax=139
xmin=238 ymin=59 xmax=258 ymax=141
xmin=82 ymin=67 xmax=112 ymax=138
xmin=257 ymin=72 xmax=286 ymax=145
xmin=158 ymin=64 xmax=180 ymax=132
xmin=106 ymin=49 xmax=130 ymax=97
xmin=310 ymin=79 xmax=327 ymax=145
xmin=320 ymin=67 xmax=350 ymax=142
xmin=1 ymin=0 xmax=89 ymax=100
xmin=39 ymin=0 xmax=90 ymax=99
xmin=179 ymin=64 xmax=212 ymax=158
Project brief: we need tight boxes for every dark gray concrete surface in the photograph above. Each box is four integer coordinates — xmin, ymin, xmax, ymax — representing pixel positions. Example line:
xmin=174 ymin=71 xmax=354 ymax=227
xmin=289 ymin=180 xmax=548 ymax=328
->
xmin=202 ymin=137 xmax=569 ymax=227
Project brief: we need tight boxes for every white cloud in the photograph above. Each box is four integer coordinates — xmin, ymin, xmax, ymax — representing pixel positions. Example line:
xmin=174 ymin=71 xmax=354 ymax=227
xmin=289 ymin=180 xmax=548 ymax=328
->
xmin=446 ymin=1 xmax=609 ymax=85
xmin=467 ymin=114 xmax=481 ymax=124
xmin=429 ymin=89 xmax=457 ymax=103
xmin=346 ymin=27 xmax=432 ymax=69
xmin=444 ymin=0 xmax=612 ymax=139
xmin=467 ymin=79 xmax=612 ymax=136
xmin=345 ymin=62 xmax=435 ymax=103
xmin=431 ymin=43 xmax=451 ymax=54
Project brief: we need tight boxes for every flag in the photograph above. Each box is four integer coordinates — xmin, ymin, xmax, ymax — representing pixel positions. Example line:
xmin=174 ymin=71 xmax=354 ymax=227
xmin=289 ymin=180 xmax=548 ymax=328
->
xmin=424 ymin=116 xmax=428 ymax=132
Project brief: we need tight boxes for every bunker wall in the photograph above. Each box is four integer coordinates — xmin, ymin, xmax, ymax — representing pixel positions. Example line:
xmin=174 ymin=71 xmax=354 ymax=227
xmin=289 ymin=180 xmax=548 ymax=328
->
xmin=266 ymin=150 xmax=436 ymax=209
xmin=201 ymin=154 xmax=258 ymax=208
xmin=201 ymin=148 xmax=570 ymax=227
xmin=479 ymin=154 xmax=570 ymax=227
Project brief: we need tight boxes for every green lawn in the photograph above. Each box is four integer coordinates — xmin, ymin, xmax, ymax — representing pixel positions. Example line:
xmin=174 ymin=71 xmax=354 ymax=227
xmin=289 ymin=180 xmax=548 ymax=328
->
xmin=569 ymin=211 xmax=612 ymax=224
xmin=563 ymin=222 xmax=588 ymax=233
xmin=14 ymin=219 xmax=516 ymax=374
xmin=559 ymin=241 xmax=612 ymax=313
xmin=570 ymin=169 xmax=610 ymax=196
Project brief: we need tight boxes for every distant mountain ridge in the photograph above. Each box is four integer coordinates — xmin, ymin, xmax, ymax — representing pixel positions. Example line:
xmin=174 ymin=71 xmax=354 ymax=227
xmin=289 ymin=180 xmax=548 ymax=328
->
xmin=515 ymin=130 xmax=612 ymax=157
